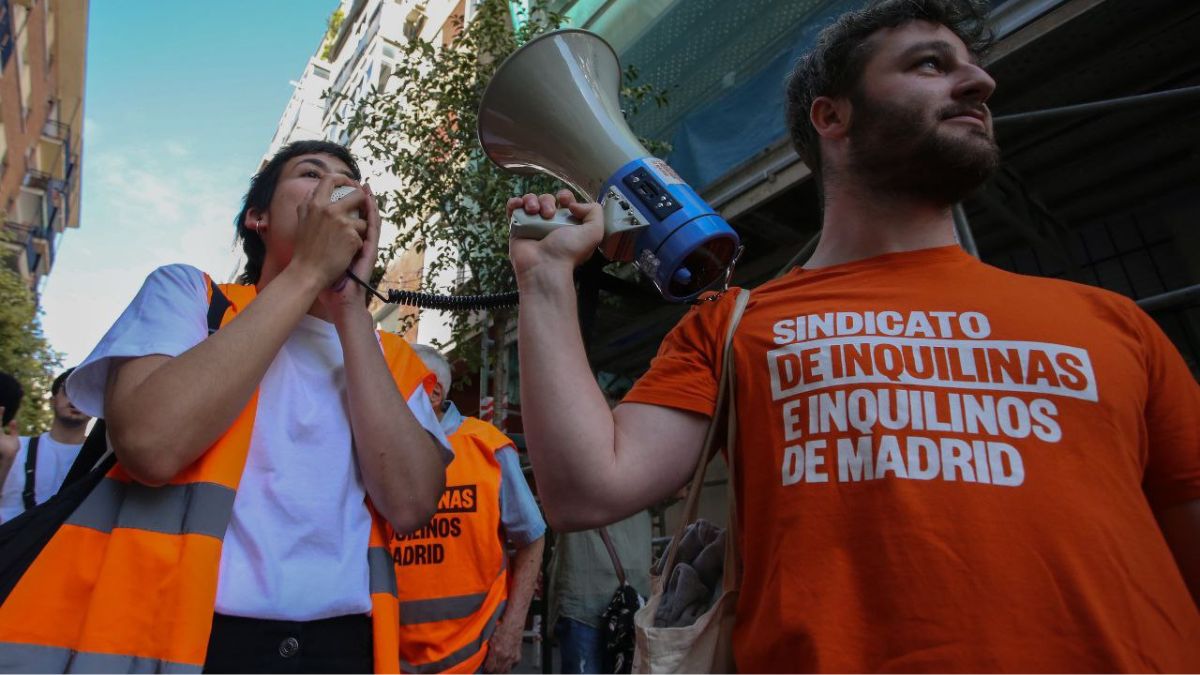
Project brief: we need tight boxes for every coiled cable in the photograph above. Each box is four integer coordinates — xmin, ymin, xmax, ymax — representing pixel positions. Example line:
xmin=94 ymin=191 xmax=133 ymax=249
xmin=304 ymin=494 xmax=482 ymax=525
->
xmin=347 ymin=270 xmax=519 ymax=310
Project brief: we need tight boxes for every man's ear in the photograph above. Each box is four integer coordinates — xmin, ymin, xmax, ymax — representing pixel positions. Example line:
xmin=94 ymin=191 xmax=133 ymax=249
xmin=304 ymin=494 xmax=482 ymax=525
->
xmin=431 ymin=381 xmax=445 ymax=409
xmin=810 ymin=95 xmax=853 ymax=141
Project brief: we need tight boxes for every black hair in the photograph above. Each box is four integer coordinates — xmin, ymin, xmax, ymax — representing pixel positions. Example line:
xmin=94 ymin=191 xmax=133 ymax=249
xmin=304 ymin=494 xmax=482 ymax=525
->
xmin=51 ymin=368 xmax=74 ymax=397
xmin=784 ymin=0 xmax=993 ymax=188
xmin=234 ymin=140 xmax=362 ymax=285
xmin=0 ymin=372 xmax=22 ymax=426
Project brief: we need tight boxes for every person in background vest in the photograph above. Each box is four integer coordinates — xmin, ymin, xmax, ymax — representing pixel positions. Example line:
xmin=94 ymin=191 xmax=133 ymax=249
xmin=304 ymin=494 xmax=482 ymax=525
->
xmin=0 ymin=369 xmax=91 ymax=522
xmin=0 ymin=140 xmax=452 ymax=674
xmin=406 ymin=344 xmax=547 ymax=674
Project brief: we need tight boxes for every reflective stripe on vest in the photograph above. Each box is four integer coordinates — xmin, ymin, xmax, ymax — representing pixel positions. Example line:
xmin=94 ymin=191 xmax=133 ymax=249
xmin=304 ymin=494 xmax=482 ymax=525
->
xmin=0 ymin=278 xmax=434 ymax=673
xmin=400 ymin=591 xmax=489 ymax=625
xmin=395 ymin=416 xmax=513 ymax=674
xmin=400 ymin=600 xmax=507 ymax=674
xmin=65 ymin=479 xmax=236 ymax=538
xmin=0 ymin=641 xmax=202 ymax=673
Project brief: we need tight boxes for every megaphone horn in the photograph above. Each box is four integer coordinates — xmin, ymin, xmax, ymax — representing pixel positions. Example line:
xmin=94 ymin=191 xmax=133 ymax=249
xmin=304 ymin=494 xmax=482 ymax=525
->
xmin=478 ymin=29 xmax=742 ymax=303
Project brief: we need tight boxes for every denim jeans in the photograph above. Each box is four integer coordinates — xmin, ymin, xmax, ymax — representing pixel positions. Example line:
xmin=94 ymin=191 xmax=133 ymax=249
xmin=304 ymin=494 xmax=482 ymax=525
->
xmin=555 ymin=617 xmax=604 ymax=674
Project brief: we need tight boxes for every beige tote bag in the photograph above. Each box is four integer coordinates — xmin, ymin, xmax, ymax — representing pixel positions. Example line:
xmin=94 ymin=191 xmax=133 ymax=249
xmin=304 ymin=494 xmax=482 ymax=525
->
xmin=633 ymin=289 xmax=748 ymax=674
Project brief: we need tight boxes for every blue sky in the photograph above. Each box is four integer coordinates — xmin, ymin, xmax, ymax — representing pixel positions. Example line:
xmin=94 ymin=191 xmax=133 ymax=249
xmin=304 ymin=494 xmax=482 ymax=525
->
xmin=41 ymin=0 xmax=338 ymax=366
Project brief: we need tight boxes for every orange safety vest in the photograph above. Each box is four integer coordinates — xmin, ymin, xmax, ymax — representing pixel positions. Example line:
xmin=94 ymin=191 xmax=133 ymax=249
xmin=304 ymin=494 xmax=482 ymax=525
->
xmin=393 ymin=416 xmax=514 ymax=673
xmin=0 ymin=280 xmax=434 ymax=673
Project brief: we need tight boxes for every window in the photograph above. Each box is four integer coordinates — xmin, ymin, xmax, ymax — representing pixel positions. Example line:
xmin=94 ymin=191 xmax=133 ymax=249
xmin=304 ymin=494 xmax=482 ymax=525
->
xmin=13 ymin=3 xmax=30 ymax=124
xmin=0 ymin=117 xmax=7 ymax=177
xmin=43 ymin=2 xmax=52 ymax=67
xmin=313 ymin=65 xmax=330 ymax=79
xmin=403 ymin=9 xmax=427 ymax=41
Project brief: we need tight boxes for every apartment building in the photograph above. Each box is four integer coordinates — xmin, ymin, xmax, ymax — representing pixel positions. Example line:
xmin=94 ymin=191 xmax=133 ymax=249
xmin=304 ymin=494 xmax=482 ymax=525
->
xmin=0 ymin=0 xmax=87 ymax=301
xmin=257 ymin=0 xmax=466 ymax=344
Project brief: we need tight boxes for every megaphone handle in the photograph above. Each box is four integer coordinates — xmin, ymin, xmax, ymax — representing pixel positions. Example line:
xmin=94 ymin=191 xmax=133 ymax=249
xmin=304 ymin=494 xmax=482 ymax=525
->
xmin=510 ymin=208 xmax=583 ymax=240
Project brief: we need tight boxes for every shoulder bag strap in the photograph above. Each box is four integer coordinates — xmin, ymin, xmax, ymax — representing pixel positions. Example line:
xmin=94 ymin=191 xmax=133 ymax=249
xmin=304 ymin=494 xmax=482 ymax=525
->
xmin=22 ymin=436 xmax=39 ymax=511
xmin=721 ymin=325 xmax=742 ymax=593
xmin=597 ymin=526 xmax=627 ymax=587
xmin=659 ymin=289 xmax=751 ymax=583
xmin=205 ymin=279 xmax=231 ymax=335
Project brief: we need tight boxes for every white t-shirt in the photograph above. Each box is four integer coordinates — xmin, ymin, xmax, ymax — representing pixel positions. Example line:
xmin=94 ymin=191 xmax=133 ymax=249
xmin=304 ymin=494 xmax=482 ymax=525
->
xmin=0 ymin=433 xmax=83 ymax=522
xmin=69 ymin=264 xmax=451 ymax=621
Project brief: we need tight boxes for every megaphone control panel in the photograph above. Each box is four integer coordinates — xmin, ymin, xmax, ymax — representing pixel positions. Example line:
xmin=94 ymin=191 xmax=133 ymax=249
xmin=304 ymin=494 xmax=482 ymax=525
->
xmin=622 ymin=167 xmax=682 ymax=221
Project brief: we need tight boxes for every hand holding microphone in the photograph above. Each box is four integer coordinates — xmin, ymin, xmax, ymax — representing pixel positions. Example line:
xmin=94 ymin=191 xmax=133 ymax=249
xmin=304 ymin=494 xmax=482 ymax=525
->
xmin=291 ymin=174 xmax=374 ymax=295
xmin=329 ymin=185 xmax=362 ymax=291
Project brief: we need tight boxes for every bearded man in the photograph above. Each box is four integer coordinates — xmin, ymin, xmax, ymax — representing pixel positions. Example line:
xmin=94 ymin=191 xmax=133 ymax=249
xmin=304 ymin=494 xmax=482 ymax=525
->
xmin=504 ymin=0 xmax=1200 ymax=671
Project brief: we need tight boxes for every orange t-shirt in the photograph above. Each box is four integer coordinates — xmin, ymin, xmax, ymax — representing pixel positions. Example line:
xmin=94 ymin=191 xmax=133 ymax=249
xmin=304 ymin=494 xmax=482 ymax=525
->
xmin=624 ymin=245 xmax=1200 ymax=672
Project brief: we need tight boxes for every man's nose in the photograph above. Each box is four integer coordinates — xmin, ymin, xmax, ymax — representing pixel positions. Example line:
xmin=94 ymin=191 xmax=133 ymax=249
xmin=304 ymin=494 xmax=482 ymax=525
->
xmin=954 ymin=61 xmax=996 ymax=104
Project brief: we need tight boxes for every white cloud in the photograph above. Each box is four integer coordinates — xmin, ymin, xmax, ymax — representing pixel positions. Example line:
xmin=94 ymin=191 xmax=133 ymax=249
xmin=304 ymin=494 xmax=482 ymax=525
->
xmin=40 ymin=144 xmax=246 ymax=366
xmin=164 ymin=140 xmax=190 ymax=158
xmin=83 ymin=117 xmax=101 ymax=144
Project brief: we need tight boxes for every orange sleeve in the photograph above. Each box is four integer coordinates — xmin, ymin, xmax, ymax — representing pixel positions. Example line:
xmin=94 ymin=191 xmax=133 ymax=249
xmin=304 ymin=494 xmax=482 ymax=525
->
xmin=1136 ymin=306 xmax=1200 ymax=510
xmin=622 ymin=289 xmax=740 ymax=417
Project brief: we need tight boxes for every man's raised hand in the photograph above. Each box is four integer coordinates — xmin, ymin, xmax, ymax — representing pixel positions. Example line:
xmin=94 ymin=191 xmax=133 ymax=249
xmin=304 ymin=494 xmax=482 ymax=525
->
xmin=507 ymin=189 xmax=604 ymax=290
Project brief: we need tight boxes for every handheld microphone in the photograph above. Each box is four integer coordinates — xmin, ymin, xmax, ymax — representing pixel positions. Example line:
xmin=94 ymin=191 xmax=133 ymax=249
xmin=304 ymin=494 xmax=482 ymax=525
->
xmin=330 ymin=185 xmax=359 ymax=291
xmin=330 ymin=185 xmax=358 ymax=203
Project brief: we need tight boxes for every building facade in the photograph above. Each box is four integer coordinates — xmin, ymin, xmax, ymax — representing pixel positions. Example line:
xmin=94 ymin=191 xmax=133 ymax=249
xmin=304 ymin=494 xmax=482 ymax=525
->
xmin=256 ymin=0 xmax=467 ymax=344
xmin=0 ymin=0 xmax=87 ymax=301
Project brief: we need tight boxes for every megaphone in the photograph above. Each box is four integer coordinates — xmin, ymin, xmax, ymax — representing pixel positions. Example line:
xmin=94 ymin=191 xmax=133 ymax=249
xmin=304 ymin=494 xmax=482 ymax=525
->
xmin=478 ymin=29 xmax=742 ymax=303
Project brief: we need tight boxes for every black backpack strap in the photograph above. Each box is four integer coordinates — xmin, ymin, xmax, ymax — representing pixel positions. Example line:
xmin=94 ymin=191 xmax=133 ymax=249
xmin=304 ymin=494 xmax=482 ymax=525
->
xmin=60 ymin=421 xmax=109 ymax=488
xmin=21 ymin=436 xmax=39 ymax=511
xmin=206 ymin=278 xmax=231 ymax=335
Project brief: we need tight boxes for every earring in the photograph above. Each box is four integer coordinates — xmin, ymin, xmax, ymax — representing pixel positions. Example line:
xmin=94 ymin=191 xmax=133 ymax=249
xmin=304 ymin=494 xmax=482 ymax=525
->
xmin=252 ymin=221 xmax=266 ymax=233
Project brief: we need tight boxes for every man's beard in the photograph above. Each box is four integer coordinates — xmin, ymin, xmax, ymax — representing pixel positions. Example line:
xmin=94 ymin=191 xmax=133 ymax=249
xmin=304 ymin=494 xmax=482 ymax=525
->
xmin=55 ymin=409 xmax=89 ymax=429
xmin=846 ymin=90 xmax=1000 ymax=205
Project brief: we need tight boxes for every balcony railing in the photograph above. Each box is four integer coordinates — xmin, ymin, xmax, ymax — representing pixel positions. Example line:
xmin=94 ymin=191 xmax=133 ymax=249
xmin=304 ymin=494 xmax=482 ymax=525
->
xmin=24 ymin=169 xmax=53 ymax=191
xmin=2 ymin=221 xmax=52 ymax=276
xmin=37 ymin=116 xmax=76 ymax=192
xmin=30 ymin=225 xmax=53 ymax=273
xmin=23 ymin=168 xmax=68 ymax=194
xmin=41 ymin=119 xmax=71 ymax=144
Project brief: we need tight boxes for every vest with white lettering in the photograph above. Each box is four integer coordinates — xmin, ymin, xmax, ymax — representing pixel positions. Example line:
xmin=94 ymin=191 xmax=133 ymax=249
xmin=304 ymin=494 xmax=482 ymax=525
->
xmin=394 ymin=416 xmax=511 ymax=674
xmin=0 ymin=279 xmax=433 ymax=673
